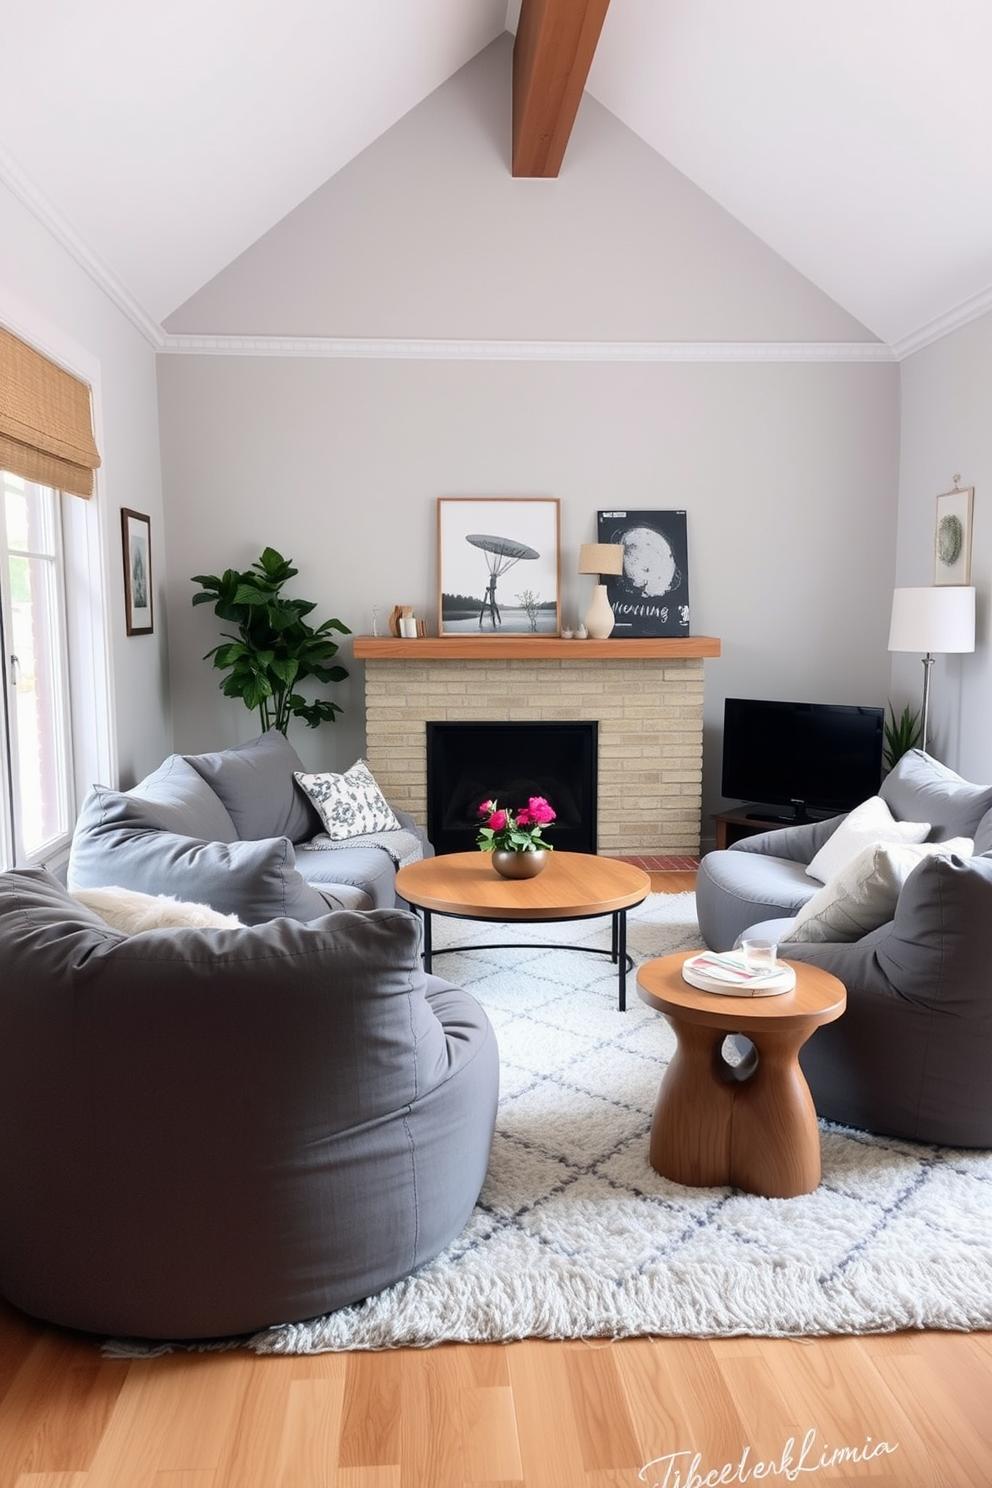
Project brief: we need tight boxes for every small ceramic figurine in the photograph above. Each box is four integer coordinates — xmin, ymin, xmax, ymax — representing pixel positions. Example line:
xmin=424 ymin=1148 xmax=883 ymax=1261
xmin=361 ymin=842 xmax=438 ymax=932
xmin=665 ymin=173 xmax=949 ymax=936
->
xmin=561 ymin=627 xmax=574 ymax=640
xmin=576 ymin=623 xmax=588 ymax=639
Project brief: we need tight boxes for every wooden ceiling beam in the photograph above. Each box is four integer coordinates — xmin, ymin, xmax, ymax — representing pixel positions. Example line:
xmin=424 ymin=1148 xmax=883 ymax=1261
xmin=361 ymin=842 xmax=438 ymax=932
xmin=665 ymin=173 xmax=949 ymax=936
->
xmin=512 ymin=0 xmax=612 ymax=178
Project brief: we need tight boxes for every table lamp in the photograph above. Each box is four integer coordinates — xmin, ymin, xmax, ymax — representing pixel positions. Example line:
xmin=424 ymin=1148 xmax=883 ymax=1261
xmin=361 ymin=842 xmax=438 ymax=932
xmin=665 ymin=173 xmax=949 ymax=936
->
xmin=577 ymin=543 xmax=624 ymax=639
xmin=887 ymin=586 xmax=975 ymax=751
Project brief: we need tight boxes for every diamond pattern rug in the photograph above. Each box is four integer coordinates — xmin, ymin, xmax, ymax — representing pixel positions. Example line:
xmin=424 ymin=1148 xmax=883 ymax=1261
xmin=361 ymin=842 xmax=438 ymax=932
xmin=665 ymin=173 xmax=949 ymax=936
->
xmin=251 ymin=893 xmax=992 ymax=1353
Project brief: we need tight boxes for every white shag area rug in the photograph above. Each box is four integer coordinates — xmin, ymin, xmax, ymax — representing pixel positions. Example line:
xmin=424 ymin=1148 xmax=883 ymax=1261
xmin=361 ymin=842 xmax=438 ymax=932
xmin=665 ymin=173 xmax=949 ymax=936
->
xmin=245 ymin=891 xmax=992 ymax=1354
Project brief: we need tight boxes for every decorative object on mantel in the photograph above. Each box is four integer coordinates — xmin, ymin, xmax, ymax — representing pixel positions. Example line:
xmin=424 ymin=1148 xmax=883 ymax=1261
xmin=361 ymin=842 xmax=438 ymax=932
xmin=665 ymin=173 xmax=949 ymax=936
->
xmin=476 ymin=795 xmax=556 ymax=876
xmin=387 ymin=605 xmax=428 ymax=638
xmin=597 ymin=509 xmax=691 ymax=638
xmin=577 ymin=543 xmax=623 ymax=639
xmin=438 ymin=497 xmax=561 ymax=635
xmin=887 ymin=585 xmax=975 ymax=752
xmin=191 ymin=547 xmax=349 ymax=734
xmin=934 ymin=478 xmax=974 ymax=586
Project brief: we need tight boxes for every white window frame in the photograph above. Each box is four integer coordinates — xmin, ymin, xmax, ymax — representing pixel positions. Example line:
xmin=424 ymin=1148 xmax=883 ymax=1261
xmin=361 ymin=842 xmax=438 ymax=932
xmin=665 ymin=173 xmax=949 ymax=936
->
xmin=0 ymin=475 xmax=76 ymax=864
xmin=0 ymin=290 xmax=116 ymax=874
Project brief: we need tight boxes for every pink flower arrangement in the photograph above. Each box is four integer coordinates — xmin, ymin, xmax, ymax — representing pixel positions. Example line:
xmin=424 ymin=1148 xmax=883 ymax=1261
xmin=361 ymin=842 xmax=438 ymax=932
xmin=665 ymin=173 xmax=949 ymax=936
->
xmin=476 ymin=795 xmax=556 ymax=853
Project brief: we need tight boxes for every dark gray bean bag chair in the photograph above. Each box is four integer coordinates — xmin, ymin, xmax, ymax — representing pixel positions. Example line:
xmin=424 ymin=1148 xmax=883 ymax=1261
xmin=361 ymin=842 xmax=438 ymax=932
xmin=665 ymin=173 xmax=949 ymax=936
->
xmin=744 ymin=853 xmax=992 ymax=1148
xmin=0 ymin=867 xmax=498 ymax=1340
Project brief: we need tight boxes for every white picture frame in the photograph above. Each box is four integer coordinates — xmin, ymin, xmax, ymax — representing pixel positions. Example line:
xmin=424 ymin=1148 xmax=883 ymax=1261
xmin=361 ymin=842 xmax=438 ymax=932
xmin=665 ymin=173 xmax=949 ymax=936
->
xmin=934 ymin=486 xmax=974 ymax=586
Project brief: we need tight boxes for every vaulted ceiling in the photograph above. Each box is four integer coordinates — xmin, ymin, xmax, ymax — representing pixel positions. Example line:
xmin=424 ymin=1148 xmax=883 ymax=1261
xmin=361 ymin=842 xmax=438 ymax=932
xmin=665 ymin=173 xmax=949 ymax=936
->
xmin=2 ymin=0 xmax=990 ymax=354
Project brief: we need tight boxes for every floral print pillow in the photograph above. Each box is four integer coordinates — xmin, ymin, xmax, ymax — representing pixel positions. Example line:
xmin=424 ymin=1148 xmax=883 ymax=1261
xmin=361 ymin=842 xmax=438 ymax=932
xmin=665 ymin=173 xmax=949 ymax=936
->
xmin=294 ymin=760 xmax=401 ymax=841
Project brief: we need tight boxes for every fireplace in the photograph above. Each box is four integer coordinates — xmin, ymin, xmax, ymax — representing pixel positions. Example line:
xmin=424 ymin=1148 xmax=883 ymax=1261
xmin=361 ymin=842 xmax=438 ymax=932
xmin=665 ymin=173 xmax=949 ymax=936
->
xmin=355 ymin=636 xmax=720 ymax=856
xmin=427 ymin=721 xmax=598 ymax=855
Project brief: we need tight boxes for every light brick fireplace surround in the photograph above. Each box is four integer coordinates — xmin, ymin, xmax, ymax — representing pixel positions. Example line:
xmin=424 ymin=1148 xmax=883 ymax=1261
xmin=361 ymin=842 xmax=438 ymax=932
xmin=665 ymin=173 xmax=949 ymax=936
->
xmin=354 ymin=637 xmax=721 ymax=857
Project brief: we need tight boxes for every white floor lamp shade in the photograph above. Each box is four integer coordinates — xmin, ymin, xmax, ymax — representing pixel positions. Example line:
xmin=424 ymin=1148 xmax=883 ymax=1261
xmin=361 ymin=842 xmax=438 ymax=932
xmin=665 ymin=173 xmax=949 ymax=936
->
xmin=888 ymin=586 xmax=976 ymax=751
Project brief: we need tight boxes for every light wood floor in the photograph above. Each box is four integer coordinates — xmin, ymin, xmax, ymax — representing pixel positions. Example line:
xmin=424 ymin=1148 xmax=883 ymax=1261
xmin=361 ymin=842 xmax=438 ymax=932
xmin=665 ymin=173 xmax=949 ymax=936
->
xmin=2 ymin=872 xmax=990 ymax=1488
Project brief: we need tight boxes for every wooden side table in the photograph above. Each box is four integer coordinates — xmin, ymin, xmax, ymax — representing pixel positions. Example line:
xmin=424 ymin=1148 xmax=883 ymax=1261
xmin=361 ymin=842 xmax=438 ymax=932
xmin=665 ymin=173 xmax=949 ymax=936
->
xmin=636 ymin=952 xmax=846 ymax=1198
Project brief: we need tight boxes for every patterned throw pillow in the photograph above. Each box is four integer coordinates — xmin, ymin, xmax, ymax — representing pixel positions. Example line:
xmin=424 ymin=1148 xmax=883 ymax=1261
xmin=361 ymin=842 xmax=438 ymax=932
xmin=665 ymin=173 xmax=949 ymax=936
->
xmin=294 ymin=760 xmax=401 ymax=841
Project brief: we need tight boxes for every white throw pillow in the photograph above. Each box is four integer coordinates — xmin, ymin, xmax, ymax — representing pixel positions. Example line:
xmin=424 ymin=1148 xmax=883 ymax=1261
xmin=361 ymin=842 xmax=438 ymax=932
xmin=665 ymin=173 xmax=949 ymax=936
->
xmin=806 ymin=795 xmax=931 ymax=884
xmin=294 ymin=759 xmax=401 ymax=841
xmin=73 ymin=886 xmax=243 ymax=934
xmin=782 ymin=836 xmax=973 ymax=943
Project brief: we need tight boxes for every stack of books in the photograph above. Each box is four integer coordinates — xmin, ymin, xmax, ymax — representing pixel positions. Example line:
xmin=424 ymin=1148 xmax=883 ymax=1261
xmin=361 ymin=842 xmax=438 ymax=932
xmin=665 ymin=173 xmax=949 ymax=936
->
xmin=681 ymin=950 xmax=796 ymax=997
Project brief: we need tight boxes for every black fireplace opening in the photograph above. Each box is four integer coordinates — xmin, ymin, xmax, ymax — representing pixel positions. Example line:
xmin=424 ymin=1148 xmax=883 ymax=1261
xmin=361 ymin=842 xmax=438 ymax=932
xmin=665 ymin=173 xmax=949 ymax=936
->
xmin=426 ymin=721 xmax=598 ymax=855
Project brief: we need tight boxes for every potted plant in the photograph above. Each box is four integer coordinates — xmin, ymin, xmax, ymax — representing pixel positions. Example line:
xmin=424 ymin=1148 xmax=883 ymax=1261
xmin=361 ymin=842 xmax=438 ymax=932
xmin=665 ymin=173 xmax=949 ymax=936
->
xmin=191 ymin=547 xmax=350 ymax=734
xmin=476 ymin=795 xmax=556 ymax=878
xmin=883 ymin=701 xmax=922 ymax=771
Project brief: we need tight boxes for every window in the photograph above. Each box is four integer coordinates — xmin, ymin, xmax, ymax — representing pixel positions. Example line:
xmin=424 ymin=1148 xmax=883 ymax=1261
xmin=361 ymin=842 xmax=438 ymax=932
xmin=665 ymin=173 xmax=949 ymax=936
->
xmin=0 ymin=471 xmax=75 ymax=866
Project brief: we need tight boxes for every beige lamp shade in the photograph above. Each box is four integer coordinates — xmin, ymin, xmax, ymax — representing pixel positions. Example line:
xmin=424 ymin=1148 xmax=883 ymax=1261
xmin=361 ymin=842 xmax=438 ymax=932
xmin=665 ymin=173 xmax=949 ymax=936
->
xmin=578 ymin=543 xmax=624 ymax=577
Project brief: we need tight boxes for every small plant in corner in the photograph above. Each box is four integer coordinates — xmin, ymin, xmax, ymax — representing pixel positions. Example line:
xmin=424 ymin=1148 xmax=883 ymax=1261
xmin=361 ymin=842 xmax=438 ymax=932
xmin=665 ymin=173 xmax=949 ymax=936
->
xmin=191 ymin=546 xmax=350 ymax=734
xmin=883 ymin=700 xmax=922 ymax=771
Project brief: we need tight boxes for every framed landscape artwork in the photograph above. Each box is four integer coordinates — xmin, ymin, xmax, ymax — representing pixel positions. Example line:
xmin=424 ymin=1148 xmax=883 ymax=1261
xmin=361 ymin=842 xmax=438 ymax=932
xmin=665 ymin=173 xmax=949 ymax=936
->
xmin=934 ymin=485 xmax=974 ymax=585
xmin=121 ymin=507 xmax=153 ymax=635
xmin=596 ymin=509 xmax=691 ymax=638
xmin=438 ymin=497 xmax=561 ymax=635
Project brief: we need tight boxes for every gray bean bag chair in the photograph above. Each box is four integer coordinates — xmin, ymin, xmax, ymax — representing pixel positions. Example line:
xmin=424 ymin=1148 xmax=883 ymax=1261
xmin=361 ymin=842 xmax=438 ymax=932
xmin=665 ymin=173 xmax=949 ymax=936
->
xmin=697 ymin=750 xmax=992 ymax=951
xmin=68 ymin=731 xmax=431 ymax=919
xmin=0 ymin=867 xmax=498 ymax=1340
xmin=746 ymin=853 xmax=992 ymax=1147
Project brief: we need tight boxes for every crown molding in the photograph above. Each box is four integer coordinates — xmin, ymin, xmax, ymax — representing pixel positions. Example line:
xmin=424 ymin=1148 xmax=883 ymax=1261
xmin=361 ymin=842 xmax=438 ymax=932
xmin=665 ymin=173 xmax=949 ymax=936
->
xmin=890 ymin=284 xmax=992 ymax=361
xmin=7 ymin=140 xmax=989 ymax=365
xmin=158 ymin=333 xmax=895 ymax=362
xmin=0 ymin=144 xmax=165 ymax=349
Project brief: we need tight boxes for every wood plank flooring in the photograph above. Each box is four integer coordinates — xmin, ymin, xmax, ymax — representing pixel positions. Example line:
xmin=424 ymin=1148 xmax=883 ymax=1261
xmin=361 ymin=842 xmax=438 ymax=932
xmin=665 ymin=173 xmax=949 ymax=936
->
xmin=1 ymin=872 xmax=990 ymax=1487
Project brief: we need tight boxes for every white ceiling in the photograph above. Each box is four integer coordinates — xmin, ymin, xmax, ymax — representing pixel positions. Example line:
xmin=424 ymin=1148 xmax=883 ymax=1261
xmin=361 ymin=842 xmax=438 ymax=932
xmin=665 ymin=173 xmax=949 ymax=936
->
xmin=2 ymin=0 xmax=990 ymax=352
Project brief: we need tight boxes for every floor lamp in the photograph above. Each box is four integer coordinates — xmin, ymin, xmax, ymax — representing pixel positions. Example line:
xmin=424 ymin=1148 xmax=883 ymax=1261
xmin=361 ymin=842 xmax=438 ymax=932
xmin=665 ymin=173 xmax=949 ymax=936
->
xmin=887 ymin=586 xmax=976 ymax=752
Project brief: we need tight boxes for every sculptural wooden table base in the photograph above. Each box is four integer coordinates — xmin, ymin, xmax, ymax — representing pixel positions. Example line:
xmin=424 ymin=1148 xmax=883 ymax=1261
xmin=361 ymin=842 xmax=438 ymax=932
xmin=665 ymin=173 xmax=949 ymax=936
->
xmin=636 ymin=952 xmax=846 ymax=1199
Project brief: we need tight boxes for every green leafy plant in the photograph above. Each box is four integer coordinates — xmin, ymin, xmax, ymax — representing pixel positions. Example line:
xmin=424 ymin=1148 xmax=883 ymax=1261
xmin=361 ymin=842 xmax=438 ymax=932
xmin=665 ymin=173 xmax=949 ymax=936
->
xmin=883 ymin=700 xmax=922 ymax=771
xmin=191 ymin=547 xmax=350 ymax=734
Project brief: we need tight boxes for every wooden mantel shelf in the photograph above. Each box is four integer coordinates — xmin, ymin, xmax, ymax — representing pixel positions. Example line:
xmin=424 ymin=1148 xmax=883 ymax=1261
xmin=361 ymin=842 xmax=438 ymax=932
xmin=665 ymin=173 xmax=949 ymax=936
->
xmin=353 ymin=636 xmax=721 ymax=660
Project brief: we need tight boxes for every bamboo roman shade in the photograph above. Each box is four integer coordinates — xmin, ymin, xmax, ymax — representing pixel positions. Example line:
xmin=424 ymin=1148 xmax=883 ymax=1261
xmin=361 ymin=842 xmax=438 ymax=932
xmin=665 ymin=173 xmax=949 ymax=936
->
xmin=0 ymin=327 xmax=102 ymax=498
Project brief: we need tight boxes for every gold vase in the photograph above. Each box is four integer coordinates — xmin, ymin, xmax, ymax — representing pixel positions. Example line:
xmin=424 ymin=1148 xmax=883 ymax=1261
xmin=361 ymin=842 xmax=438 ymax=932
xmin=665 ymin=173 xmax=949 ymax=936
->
xmin=491 ymin=849 xmax=548 ymax=880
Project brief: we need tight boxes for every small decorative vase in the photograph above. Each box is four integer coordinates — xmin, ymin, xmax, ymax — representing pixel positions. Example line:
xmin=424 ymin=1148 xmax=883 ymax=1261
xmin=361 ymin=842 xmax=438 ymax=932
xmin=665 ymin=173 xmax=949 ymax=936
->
xmin=491 ymin=849 xmax=548 ymax=880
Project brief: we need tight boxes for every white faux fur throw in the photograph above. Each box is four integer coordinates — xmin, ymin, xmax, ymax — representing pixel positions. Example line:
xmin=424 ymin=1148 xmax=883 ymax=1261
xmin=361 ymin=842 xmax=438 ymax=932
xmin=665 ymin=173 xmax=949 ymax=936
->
xmin=73 ymin=886 xmax=243 ymax=935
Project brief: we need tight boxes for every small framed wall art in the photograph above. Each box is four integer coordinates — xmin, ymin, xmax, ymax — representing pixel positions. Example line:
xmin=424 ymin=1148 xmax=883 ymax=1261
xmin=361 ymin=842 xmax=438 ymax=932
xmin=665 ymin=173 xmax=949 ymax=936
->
xmin=437 ymin=497 xmax=561 ymax=635
xmin=121 ymin=507 xmax=153 ymax=634
xmin=934 ymin=484 xmax=974 ymax=586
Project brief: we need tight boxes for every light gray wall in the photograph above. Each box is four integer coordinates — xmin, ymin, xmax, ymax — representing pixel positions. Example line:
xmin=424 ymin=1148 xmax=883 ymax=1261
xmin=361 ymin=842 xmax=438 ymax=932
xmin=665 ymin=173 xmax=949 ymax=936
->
xmin=896 ymin=313 xmax=992 ymax=782
xmin=159 ymin=354 xmax=898 ymax=829
xmin=0 ymin=178 xmax=171 ymax=788
xmin=158 ymin=36 xmax=901 ymax=840
xmin=167 ymin=36 xmax=873 ymax=345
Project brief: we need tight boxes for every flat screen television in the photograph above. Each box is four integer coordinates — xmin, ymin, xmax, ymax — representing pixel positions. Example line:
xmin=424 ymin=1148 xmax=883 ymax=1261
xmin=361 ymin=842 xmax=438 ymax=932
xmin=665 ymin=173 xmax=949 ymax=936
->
xmin=721 ymin=698 xmax=884 ymax=821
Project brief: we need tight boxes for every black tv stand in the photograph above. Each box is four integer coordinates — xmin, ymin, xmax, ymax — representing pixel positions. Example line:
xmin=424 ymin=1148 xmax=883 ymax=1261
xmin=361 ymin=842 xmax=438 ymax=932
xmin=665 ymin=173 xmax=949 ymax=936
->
xmin=713 ymin=803 xmax=837 ymax=850
xmin=746 ymin=805 xmax=811 ymax=825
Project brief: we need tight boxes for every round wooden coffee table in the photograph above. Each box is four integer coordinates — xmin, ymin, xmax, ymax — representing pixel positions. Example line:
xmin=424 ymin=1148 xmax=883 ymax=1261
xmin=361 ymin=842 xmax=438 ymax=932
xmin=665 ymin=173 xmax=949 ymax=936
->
xmin=636 ymin=951 xmax=846 ymax=1198
xmin=395 ymin=851 xmax=651 ymax=1010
